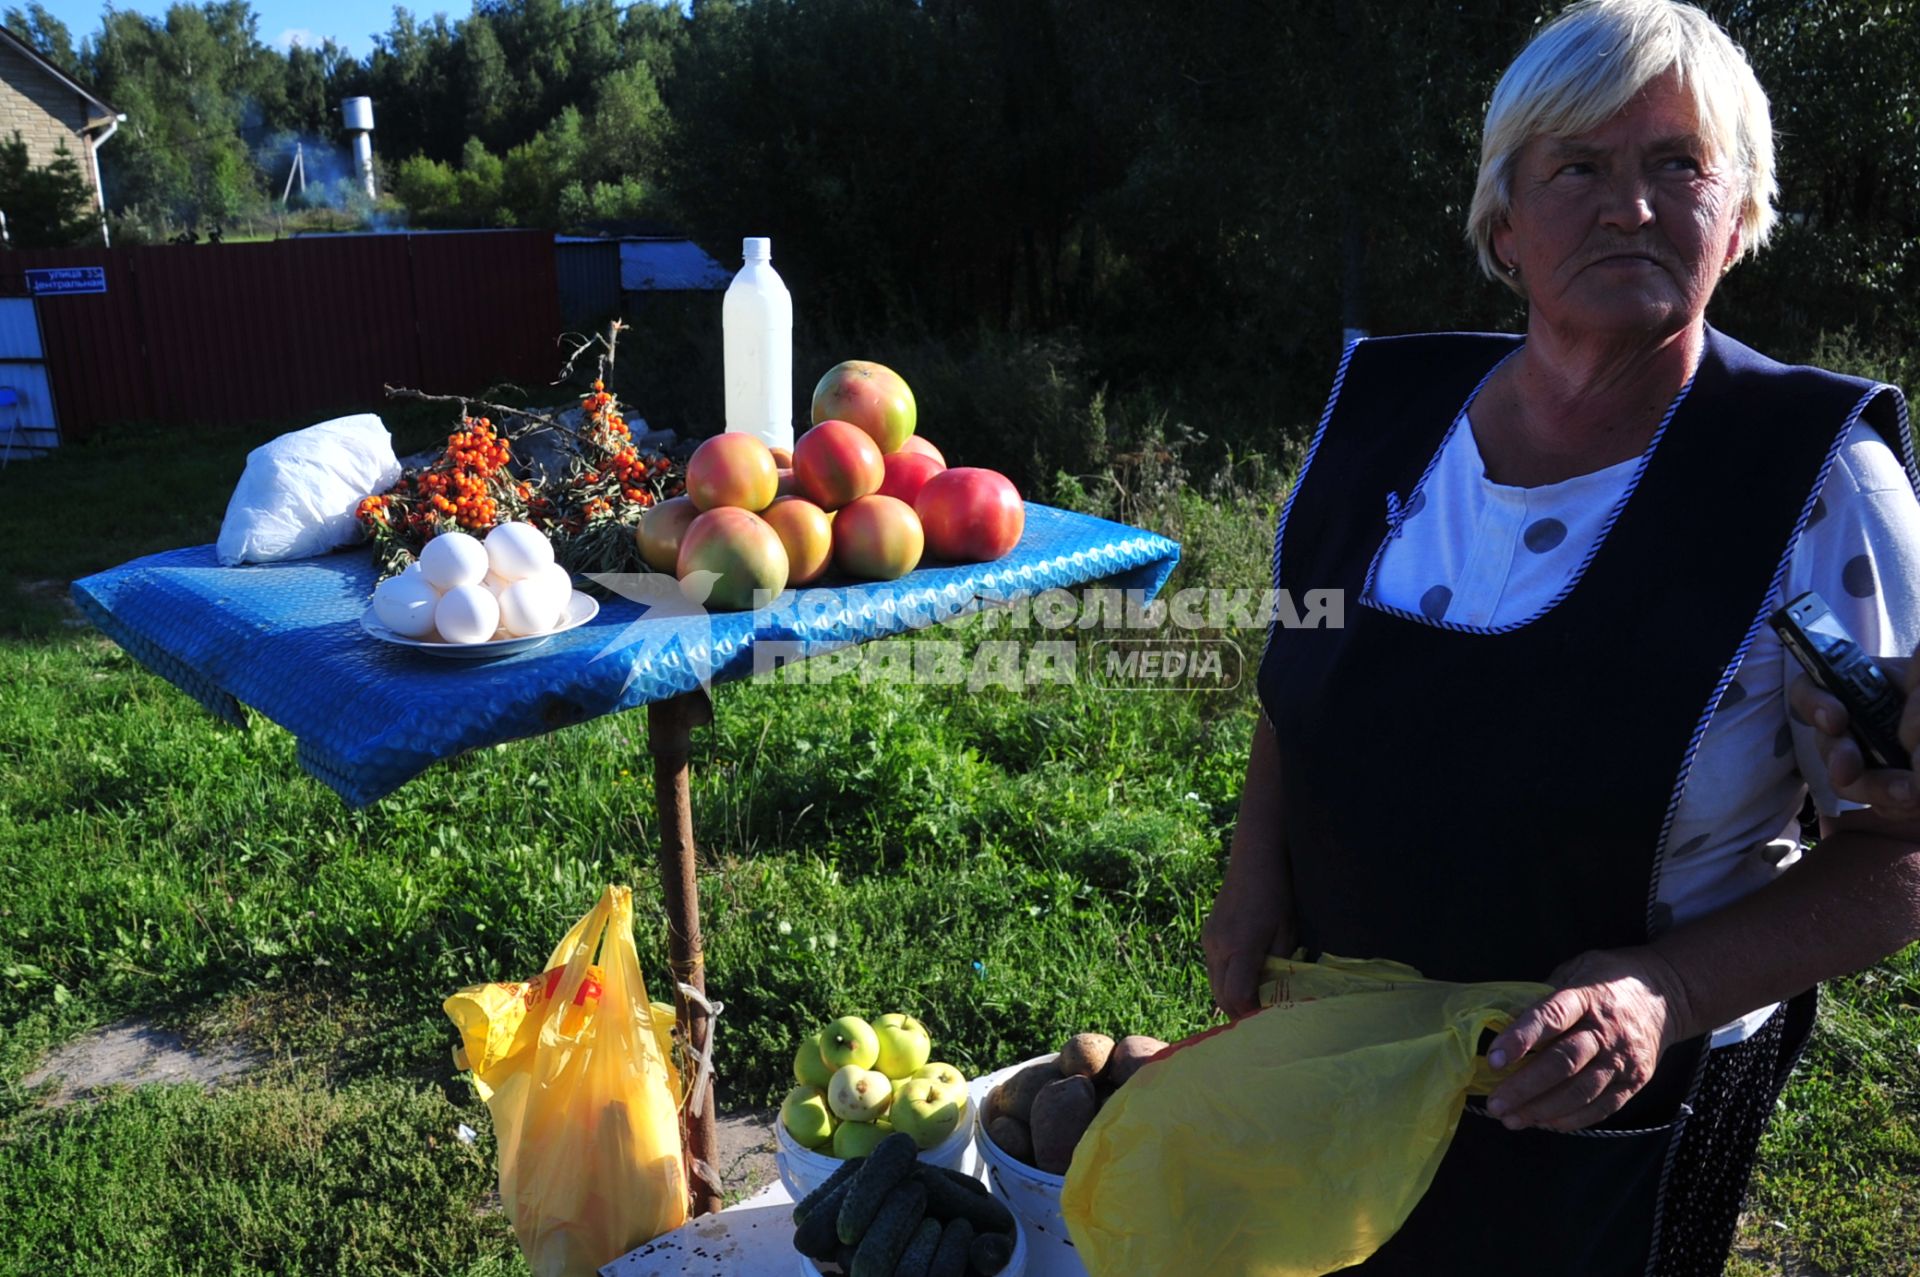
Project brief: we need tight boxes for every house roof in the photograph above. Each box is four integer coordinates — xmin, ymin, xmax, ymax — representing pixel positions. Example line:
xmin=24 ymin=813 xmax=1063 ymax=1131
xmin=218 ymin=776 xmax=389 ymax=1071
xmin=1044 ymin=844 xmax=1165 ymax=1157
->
xmin=615 ymin=239 xmax=732 ymax=291
xmin=553 ymin=235 xmax=731 ymax=290
xmin=0 ymin=27 xmax=118 ymax=128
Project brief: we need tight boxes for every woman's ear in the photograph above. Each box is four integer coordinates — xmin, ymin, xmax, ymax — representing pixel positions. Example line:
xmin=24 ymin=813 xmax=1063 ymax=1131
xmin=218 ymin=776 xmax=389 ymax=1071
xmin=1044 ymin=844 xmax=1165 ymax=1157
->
xmin=1491 ymin=218 xmax=1517 ymax=277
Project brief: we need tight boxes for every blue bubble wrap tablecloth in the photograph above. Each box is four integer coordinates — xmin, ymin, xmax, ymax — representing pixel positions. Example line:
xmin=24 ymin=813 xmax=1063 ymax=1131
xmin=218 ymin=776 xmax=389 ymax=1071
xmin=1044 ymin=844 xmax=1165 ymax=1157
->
xmin=71 ymin=503 xmax=1180 ymax=808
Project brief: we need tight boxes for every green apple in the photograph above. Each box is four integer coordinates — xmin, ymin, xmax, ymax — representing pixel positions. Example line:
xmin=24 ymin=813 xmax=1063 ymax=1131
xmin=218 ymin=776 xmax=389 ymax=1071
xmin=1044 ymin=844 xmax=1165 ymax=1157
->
xmin=827 ymin=1064 xmax=893 ymax=1122
xmin=873 ymin=1013 xmax=932 ymax=1080
xmin=794 ymin=1033 xmax=836 ymax=1089
xmin=890 ymin=1075 xmax=966 ymax=1150
xmin=819 ymin=1016 xmax=880 ymax=1071
xmin=831 ymin=1117 xmax=894 ymax=1159
xmin=780 ymin=1084 xmax=836 ymax=1150
xmin=911 ymin=1061 xmax=966 ymax=1093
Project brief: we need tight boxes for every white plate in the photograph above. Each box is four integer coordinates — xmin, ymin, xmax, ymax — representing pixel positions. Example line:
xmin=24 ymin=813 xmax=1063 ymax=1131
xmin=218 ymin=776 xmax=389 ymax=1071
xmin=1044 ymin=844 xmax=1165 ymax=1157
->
xmin=360 ymin=589 xmax=599 ymax=659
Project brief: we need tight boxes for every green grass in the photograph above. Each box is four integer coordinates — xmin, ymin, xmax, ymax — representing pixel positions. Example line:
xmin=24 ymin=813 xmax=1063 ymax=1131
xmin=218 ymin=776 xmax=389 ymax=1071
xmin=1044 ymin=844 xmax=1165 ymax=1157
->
xmin=0 ymin=422 xmax=1915 ymax=1275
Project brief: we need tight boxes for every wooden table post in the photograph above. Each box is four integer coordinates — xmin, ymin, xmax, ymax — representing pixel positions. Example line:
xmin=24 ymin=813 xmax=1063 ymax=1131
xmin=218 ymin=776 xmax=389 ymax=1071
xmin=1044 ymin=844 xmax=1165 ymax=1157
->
xmin=647 ymin=688 xmax=723 ymax=1218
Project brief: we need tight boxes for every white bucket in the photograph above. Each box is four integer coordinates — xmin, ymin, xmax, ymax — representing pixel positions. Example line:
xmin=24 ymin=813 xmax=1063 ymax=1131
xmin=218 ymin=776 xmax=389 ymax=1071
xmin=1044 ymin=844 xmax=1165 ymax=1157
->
xmin=774 ymin=1094 xmax=980 ymax=1201
xmin=969 ymin=1055 xmax=1087 ymax=1275
xmin=796 ymin=1212 xmax=1029 ymax=1277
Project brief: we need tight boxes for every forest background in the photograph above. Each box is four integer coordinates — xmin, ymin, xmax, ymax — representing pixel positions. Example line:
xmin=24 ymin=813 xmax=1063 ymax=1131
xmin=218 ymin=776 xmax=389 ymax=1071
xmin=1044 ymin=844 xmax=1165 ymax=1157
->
xmin=3 ymin=0 xmax=1917 ymax=469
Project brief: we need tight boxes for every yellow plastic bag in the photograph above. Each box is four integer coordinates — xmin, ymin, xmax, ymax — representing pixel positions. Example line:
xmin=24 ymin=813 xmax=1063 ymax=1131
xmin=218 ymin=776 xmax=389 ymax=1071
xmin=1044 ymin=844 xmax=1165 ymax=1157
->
xmin=444 ymin=886 xmax=689 ymax=1276
xmin=446 ymin=966 xmax=680 ymax=1107
xmin=1060 ymin=954 xmax=1550 ymax=1277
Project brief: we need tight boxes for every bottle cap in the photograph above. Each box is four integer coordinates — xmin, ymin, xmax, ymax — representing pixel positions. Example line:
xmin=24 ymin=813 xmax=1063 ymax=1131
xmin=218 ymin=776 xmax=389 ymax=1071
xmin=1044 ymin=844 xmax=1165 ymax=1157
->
xmin=742 ymin=237 xmax=771 ymax=262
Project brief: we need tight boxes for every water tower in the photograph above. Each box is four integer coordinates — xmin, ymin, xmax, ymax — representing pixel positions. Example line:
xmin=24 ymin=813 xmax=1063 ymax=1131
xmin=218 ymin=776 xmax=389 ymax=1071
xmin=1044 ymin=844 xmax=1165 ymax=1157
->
xmin=342 ymin=97 xmax=376 ymax=200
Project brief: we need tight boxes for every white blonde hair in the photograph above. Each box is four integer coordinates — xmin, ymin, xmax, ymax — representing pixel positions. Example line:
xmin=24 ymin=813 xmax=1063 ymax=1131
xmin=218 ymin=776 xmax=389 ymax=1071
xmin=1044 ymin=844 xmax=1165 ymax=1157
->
xmin=1467 ymin=0 xmax=1776 ymax=294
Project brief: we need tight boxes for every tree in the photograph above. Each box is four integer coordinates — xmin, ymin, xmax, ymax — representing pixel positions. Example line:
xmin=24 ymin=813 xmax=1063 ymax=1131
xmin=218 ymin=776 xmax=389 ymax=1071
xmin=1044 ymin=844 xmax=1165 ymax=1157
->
xmin=0 ymin=133 xmax=100 ymax=247
xmin=3 ymin=2 xmax=75 ymax=67
xmin=391 ymin=152 xmax=460 ymax=223
xmin=80 ymin=2 xmax=282 ymax=226
xmin=583 ymin=63 xmax=668 ymax=181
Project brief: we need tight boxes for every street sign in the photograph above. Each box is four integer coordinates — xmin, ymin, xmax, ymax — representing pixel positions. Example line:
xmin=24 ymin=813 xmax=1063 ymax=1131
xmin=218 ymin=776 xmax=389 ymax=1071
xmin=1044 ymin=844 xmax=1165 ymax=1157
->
xmin=24 ymin=267 xmax=107 ymax=296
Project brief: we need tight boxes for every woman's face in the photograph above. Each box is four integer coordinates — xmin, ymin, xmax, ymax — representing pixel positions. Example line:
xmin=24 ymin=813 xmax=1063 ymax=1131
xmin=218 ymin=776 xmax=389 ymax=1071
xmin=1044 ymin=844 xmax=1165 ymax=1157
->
xmin=1492 ymin=70 xmax=1743 ymax=344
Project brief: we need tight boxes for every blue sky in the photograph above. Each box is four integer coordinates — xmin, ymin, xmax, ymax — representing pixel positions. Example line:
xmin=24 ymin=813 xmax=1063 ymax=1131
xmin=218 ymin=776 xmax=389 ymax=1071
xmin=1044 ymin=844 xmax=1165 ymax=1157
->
xmin=38 ymin=0 xmax=453 ymax=59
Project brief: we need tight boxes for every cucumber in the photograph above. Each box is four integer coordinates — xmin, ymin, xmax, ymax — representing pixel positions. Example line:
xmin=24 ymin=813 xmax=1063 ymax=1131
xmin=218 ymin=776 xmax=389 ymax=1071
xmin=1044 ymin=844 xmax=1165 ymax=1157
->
xmin=850 ymin=1180 xmax=928 ymax=1277
xmin=930 ymin=1165 xmax=991 ymax=1197
xmin=968 ymin=1230 xmax=1014 ymax=1276
xmin=836 ymin=1133 xmax=921 ymax=1245
xmin=794 ymin=1175 xmax=858 ymax=1260
xmin=915 ymin=1166 xmax=1016 ymax=1236
xmin=892 ymin=1217 xmax=944 ymax=1277
xmin=795 ymin=1156 xmax=865 ymax=1226
xmin=929 ymin=1217 xmax=975 ymax=1277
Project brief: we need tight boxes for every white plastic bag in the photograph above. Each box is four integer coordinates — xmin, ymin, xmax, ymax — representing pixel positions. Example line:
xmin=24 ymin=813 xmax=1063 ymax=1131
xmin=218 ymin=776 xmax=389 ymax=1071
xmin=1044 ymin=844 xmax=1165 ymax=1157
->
xmin=216 ymin=414 xmax=400 ymax=566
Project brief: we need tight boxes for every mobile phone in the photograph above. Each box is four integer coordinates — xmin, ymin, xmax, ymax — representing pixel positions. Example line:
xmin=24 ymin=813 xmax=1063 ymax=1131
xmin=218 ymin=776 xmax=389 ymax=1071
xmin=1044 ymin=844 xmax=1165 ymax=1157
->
xmin=1769 ymin=591 xmax=1913 ymax=772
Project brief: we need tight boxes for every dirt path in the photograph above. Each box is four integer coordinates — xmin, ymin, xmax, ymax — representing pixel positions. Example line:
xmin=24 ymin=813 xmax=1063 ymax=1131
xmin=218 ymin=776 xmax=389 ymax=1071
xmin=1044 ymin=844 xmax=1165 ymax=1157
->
xmin=22 ymin=1018 xmax=265 ymax=1102
xmin=713 ymin=1107 xmax=781 ymax=1204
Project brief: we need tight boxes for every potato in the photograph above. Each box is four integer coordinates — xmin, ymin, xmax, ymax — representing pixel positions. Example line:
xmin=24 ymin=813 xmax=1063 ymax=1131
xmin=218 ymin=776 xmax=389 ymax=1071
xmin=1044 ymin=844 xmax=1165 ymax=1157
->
xmin=1058 ymin=1032 xmax=1114 ymax=1080
xmin=989 ymin=1060 xmax=1058 ymax=1124
xmin=987 ymin=1115 xmax=1034 ymax=1164
xmin=1103 ymin=1035 xmax=1169 ymax=1088
xmin=1030 ymin=1075 xmax=1098 ymax=1174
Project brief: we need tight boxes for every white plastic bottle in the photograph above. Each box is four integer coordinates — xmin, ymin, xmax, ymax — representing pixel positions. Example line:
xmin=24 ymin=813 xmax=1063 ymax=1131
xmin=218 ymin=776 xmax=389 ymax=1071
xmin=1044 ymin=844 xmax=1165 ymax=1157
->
xmin=722 ymin=236 xmax=794 ymax=452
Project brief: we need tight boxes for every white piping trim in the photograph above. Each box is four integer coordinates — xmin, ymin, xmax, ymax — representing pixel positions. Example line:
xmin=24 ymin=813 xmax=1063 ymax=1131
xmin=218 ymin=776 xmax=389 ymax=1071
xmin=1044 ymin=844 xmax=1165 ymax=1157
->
xmin=1260 ymin=336 xmax=1360 ymax=676
xmin=1358 ymin=347 xmax=1697 ymax=632
xmin=1645 ymin=381 xmax=1908 ymax=929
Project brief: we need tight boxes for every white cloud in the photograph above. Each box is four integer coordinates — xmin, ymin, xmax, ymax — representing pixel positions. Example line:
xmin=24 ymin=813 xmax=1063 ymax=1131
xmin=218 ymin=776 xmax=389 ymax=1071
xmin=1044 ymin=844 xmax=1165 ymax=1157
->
xmin=276 ymin=28 xmax=323 ymax=51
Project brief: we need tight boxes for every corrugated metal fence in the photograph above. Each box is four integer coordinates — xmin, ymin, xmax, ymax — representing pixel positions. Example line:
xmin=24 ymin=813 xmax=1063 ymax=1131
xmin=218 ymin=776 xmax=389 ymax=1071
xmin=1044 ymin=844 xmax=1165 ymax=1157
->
xmin=555 ymin=239 xmax=621 ymax=330
xmin=0 ymin=230 xmax=561 ymax=442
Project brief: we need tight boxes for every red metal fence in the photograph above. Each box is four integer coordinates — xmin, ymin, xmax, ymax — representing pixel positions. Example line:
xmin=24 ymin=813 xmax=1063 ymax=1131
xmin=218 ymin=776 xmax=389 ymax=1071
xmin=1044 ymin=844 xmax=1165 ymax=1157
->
xmin=0 ymin=230 xmax=561 ymax=441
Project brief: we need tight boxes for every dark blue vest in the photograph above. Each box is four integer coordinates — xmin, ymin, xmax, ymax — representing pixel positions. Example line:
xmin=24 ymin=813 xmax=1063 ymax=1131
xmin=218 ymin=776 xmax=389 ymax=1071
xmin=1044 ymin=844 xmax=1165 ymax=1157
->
xmin=1259 ymin=326 xmax=1910 ymax=986
xmin=1254 ymin=326 xmax=1910 ymax=1274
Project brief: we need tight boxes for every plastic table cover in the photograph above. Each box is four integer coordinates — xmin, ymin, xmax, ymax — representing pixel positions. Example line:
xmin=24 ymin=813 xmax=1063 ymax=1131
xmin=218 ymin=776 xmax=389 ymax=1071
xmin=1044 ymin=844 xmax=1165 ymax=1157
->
xmin=72 ymin=503 xmax=1180 ymax=809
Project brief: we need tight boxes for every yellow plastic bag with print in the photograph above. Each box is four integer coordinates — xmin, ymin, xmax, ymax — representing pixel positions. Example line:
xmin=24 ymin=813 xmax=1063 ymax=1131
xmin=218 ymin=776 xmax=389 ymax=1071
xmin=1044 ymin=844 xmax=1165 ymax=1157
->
xmin=445 ymin=971 xmax=680 ymax=1107
xmin=1060 ymin=954 xmax=1550 ymax=1277
xmin=443 ymin=886 xmax=687 ymax=1276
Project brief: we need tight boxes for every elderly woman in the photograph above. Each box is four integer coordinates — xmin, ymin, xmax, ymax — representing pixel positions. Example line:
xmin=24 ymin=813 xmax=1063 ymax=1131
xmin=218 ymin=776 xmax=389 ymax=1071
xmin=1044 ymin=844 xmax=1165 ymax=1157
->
xmin=1204 ymin=1 xmax=1920 ymax=1273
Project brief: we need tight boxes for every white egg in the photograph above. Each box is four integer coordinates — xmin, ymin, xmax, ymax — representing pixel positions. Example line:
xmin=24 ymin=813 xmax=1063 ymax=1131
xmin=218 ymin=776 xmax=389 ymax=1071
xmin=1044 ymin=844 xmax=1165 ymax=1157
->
xmin=419 ymin=532 xmax=490 ymax=591
xmin=371 ymin=565 xmax=439 ymax=638
xmin=485 ymin=521 xmax=555 ymax=582
xmin=532 ymin=562 xmax=575 ymax=615
xmin=434 ymin=584 xmax=501 ymax=644
xmin=483 ymin=570 xmax=514 ymax=599
xmin=499 ymin=576 xmax=565 ymax=636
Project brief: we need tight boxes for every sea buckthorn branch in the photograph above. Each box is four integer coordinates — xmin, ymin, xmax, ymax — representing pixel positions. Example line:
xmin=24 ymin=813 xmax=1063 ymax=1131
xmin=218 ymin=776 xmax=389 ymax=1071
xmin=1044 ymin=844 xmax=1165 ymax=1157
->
xmin=360 ymin=321 xmax=683 ymax=580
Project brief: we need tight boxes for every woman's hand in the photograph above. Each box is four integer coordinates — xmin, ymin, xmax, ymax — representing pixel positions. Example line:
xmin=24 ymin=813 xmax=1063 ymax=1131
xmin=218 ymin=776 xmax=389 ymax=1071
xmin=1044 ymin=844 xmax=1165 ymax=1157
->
xmin=1786 ymin=647 xmax=1920 ymax=821
xmin=1201 ymin=853 xmax=1293 ymax=1019
xmin=1484 ymin=947 xmax=1691 ymax=1132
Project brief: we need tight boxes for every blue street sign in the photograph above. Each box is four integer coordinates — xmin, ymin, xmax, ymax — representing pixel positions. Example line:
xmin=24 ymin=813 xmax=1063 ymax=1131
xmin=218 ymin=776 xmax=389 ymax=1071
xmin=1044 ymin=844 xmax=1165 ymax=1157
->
xmin=25 ymin=267 xmax=107 ymax=296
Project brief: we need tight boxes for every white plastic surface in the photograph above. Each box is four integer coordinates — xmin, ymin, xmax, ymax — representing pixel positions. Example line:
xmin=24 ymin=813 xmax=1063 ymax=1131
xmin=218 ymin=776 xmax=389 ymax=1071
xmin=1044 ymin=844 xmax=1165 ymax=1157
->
xmin=216 ymin=413 xmax=399 ymax=566
xmin=796 ymin=1208 xmax=1028 ymax=1277
xmin=722 ymin=239 xmax=793 ymax=452
xmin=601 ymin=1180 xmax=1053 ymax=1277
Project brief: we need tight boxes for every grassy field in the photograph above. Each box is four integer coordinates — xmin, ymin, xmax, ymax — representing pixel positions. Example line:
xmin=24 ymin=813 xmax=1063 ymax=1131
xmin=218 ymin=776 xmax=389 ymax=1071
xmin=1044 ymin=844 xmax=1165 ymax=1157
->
xmin=0 ymin=420 xmax=1914 ymax=1275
